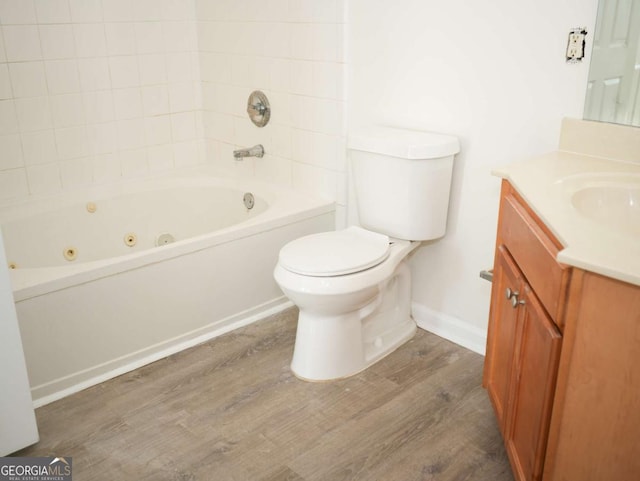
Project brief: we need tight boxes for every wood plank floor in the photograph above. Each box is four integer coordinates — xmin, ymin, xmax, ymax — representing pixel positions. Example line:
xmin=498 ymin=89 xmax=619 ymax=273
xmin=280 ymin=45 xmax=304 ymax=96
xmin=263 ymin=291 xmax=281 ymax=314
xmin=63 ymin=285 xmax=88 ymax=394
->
xmin=17 ymin=308 xmax=514 ymax=481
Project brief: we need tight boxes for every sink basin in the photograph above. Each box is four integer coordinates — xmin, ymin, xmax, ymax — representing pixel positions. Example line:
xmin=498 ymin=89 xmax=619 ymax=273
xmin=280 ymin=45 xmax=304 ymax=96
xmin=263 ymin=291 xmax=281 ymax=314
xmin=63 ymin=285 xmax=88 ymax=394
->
xmin=567 ymin=174 xmax=640 ymax=237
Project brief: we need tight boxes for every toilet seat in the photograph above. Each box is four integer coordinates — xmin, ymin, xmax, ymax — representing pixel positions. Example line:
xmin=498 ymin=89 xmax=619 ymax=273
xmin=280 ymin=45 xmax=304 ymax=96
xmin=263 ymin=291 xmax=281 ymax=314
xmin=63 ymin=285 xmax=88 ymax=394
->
xmin=278 ymin=226 xmax=390 ymax=277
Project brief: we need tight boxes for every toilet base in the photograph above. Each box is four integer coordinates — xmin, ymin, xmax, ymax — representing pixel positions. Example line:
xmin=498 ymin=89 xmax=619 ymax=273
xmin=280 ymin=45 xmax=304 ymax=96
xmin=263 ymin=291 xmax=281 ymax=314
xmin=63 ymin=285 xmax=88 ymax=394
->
xmin=290 ymin=260 xmax=417 ymax=381
xmin=290 ymin=314 xmax=417 ymax=381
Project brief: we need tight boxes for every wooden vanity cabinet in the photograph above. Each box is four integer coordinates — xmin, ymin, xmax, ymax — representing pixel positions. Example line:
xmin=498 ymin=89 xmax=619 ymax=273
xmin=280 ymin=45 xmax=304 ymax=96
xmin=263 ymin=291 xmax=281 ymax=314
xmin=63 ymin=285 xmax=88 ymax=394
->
xmin=485 ymin=180 xmax=640 ymax=481
xmin=483 ymin=181 xmax=569 ymax=481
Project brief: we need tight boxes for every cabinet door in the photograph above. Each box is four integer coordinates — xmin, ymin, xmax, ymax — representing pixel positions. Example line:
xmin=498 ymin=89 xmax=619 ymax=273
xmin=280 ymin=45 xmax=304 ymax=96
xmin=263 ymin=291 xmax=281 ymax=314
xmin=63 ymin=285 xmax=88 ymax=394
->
xmin=483 ymin=246 xmax=522 ymax=435
xmin=505 ymin=284 xmax=562 ymax=481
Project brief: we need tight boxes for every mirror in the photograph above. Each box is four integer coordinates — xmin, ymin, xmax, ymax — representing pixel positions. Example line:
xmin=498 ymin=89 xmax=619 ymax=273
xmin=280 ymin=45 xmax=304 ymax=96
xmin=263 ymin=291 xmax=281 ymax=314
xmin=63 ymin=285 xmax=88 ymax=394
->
xmin=584 ymin=0 xmax=640 ymax=126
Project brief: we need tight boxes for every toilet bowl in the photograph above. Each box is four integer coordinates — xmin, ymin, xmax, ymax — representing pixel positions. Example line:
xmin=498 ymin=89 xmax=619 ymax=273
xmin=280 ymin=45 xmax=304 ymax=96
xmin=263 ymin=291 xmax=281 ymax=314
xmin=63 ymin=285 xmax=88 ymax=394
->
xmin=274 ymin=227 xmax=420 ymax=380
xmin=274 ymin=126 xmax=460 ymax=381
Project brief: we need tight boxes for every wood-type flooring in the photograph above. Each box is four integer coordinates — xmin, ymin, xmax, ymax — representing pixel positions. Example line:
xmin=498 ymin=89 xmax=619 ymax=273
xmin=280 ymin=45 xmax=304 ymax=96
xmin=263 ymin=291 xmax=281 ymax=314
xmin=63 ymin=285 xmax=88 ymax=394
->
xmin=17 ymin=308 xmax=513 ymax=481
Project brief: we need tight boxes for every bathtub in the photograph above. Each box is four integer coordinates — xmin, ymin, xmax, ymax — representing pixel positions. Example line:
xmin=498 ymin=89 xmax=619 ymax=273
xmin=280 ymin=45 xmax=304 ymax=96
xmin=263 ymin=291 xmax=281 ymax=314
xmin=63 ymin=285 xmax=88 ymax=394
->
xmin=0 ymin=168 xmax=334 ymax=406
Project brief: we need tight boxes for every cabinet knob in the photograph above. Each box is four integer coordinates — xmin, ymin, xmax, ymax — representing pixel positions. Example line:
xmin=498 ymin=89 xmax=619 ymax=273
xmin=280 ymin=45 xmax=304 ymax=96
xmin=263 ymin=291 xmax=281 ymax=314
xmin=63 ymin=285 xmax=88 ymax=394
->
xmin=506 ymin=288 xmax=525 ymax=308
xmin=505 ymin=287 xmax=519 ymax=300
xmin=510 ymin=295 xmax=525 ymax=308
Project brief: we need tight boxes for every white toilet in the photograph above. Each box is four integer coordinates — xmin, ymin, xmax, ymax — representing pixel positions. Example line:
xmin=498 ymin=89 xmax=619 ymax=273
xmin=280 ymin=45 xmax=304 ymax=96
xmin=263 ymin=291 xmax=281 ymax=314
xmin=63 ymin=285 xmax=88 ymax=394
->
xmin=274 ymin=126 xmax=459 ymax=381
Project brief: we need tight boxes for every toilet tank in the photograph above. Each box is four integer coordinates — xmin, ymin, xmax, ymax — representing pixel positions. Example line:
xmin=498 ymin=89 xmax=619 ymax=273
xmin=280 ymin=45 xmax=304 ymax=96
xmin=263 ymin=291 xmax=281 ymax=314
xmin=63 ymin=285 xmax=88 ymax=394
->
xmin=348 ymin=126 xmax=460 ymax=241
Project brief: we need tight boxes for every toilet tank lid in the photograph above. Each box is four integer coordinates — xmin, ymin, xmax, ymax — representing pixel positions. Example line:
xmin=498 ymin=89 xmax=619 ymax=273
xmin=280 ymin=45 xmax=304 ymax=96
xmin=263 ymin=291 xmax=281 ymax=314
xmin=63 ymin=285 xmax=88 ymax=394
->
xmin=348 ymin=126 xmax=460 ymax=159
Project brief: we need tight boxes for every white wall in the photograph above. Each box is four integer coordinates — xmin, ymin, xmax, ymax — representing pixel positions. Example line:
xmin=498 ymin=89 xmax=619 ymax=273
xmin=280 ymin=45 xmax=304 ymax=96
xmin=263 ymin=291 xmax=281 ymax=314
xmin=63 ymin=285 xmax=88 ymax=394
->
xmin=349 ymin=0 xmax=599 ymax=349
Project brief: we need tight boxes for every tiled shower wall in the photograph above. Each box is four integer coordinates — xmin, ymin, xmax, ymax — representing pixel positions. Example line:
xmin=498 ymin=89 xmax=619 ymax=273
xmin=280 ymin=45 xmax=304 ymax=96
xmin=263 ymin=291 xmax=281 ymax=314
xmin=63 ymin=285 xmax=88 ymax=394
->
xmin=0 ymin=0 xmax=203 ymax=202
xmin=0 ymin=0 xmax=347 ymax=224
xmin=196 ymin=0 xmax=347 ymax=223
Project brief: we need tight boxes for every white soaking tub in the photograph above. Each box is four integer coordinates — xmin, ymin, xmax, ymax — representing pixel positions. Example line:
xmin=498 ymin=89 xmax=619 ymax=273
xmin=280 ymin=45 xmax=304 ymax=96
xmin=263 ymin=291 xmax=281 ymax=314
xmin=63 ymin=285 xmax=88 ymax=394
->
xmin=0 ymin=168 xmax=334 ymax=406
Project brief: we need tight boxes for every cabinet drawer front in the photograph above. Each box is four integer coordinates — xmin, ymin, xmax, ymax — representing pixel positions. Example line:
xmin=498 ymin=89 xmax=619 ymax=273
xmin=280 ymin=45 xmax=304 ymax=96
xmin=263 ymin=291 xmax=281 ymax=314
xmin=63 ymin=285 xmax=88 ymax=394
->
xmin=498 ymin=191 xmax=570 ymax=326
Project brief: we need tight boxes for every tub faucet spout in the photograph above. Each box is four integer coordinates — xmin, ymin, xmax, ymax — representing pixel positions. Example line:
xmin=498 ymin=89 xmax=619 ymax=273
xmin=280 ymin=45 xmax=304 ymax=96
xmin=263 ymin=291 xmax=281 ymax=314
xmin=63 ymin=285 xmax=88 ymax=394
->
xmin=233 ymin=144 xmax=264 ymax=160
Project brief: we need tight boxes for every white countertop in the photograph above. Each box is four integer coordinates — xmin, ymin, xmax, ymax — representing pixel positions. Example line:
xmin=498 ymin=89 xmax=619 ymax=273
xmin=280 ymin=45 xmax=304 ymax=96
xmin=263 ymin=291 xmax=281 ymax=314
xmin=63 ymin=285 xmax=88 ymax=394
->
xmin=493 ymin=151 xmax=640 ymax=287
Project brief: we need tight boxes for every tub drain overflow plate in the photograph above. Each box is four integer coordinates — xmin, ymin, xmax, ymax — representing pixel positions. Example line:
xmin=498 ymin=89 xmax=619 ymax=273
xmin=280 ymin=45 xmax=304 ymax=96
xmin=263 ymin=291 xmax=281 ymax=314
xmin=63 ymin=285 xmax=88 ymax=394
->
xmin=243 ymin=192 xmax=255 ymax=210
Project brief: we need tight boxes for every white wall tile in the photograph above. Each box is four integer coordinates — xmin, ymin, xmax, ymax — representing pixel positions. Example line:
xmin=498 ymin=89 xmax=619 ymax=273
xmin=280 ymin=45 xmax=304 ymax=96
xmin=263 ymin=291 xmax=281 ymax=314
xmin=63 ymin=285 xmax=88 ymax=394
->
xmin=290 ymin=95 xmax=314 ymax=130
xmin=131 ymin=0 xmax=159 ymax=21
xmin=69 ymin=0 xmax=102 ymax=23
xmin=26 ymin=162 xmax=61 ymax=195
xmin=50 ymin=93 xmax=85 ymax=127
xmin=45 ymin=59 xmax=80 ymax=94
xmin=312 ymin=24 xmax=338 ymax=61
xmin=166 ymin=52 xmax=193 ymax=82
xmin=39 ymin=25 xmax=76 ymax=59
xmin=312 ymin=98 xmax=342 ymax=135
xmin=116 ymin=117 xmax=145 ymax=149
xmin=113 ymin=87 xmax=142 ymax=119
xmin=86 ymin=121 xmax=116 ymax=154
xmin=230 ymin=55 xmax=250 ymax=87
xmin=0 ymin=169 xmax=28 ymax=200
xmin=163 ymin=21 xmax=195 ymax=53
xmin=262 ymin=0 xmax=289 ymax=23
xmin=168 ymin=82 xmax=194 ymax=112
xmin=134 ymin=22 xmax=163 ymax=54
xmin=0 ymin=0 xmax=37 ymax=25
xmin=194 ymin=0 xmax=216 ymax=21
xmin=263 ymin=23 xmax=290 ymax=58
xmin=288 ymin=0 xmax=314 ymax=23
xmin=0 ymin=133 xmax=23 ymax=169
xmin=59 ymin=156 xmax=92 ymax=188
xmin=109 ymin=56 xmax=140 ymax=88
xmin=141 ymin=85 xmax=169 ymax=116
xmin=21 ymin=130 xmax=57 ymax=165
xmin=255 ymin=154 xmax=292 ymax=185
xmin=160 ymin=0 xmax=194 ymax=21
xmin=92 ymin=152 xmax=120 ymax=182
xmin=290 ymin=24 xmax=313 ymax=60
xmin=311 ymin=131 xmax=339 ymax=170
xmin=0 ymin=99 xmax=18 ymax=134
xmin=291 ymin=127 xmax=313 ymax=162
xmin=55 ymin=125 xmax=88 ymax=159
xmin=9 ymin=62 xmax=47 ymax=98
xmin=172 ymin=139 xmax=198 ymax=167
xmin=3 ymin=25 xmax=42 ymax=61
xmin=138 ymin=54 xmax=166 ymax=85
xmin=147 ymin=143 xmax=173 ymax=171
xmin=82 ymin=90 xmax=114 ymax=122
xmin=290 ymin=60 xmax=313 ymax=96
xmin=144 ymin=115 xmax=171 ymax=145
xmin=14 ymin=96 xmax=52 ymax=131
xmin=170 ymin=111 xmax=196 ymax=141
xmin=292 ymin=161 xmax=336 ymax=201
xmin=0 ymin=31 xmax=5 ymax=63
xmin=204 ymin=111 xmax=234 ymax=142
xmin=34 ymin=0 xmax=71 ymax=24
xmin=73 ymin=24 xmax=107 ymax=57
xmin=312 ymin=61 xmax=341 ymax=99
xmin=312 ymin=0 xmax=338 ymax=23
xmin=78 ymin=57 xmax=111 ymax=91
xmin=102 ymin=0 xmax=133 ymax=22
xmin=119 ymin=147 xmax=148 ymax=177
xmin=105 ymin=22 xmax=136 ymax=56
xmin=270 ymin=124 xmax=292 ymax=158
xmin=267 ymin=91 xmax=292 ymax=126
xmin=270 ymin=58 xmax=291 ymax=93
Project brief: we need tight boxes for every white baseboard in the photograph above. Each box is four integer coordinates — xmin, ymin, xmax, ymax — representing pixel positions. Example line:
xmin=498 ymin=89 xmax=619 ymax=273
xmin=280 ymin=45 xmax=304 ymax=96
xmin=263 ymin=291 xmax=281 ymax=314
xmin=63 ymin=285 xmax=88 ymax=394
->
xmin=412 ymin=302 xmax=487 ymax=355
